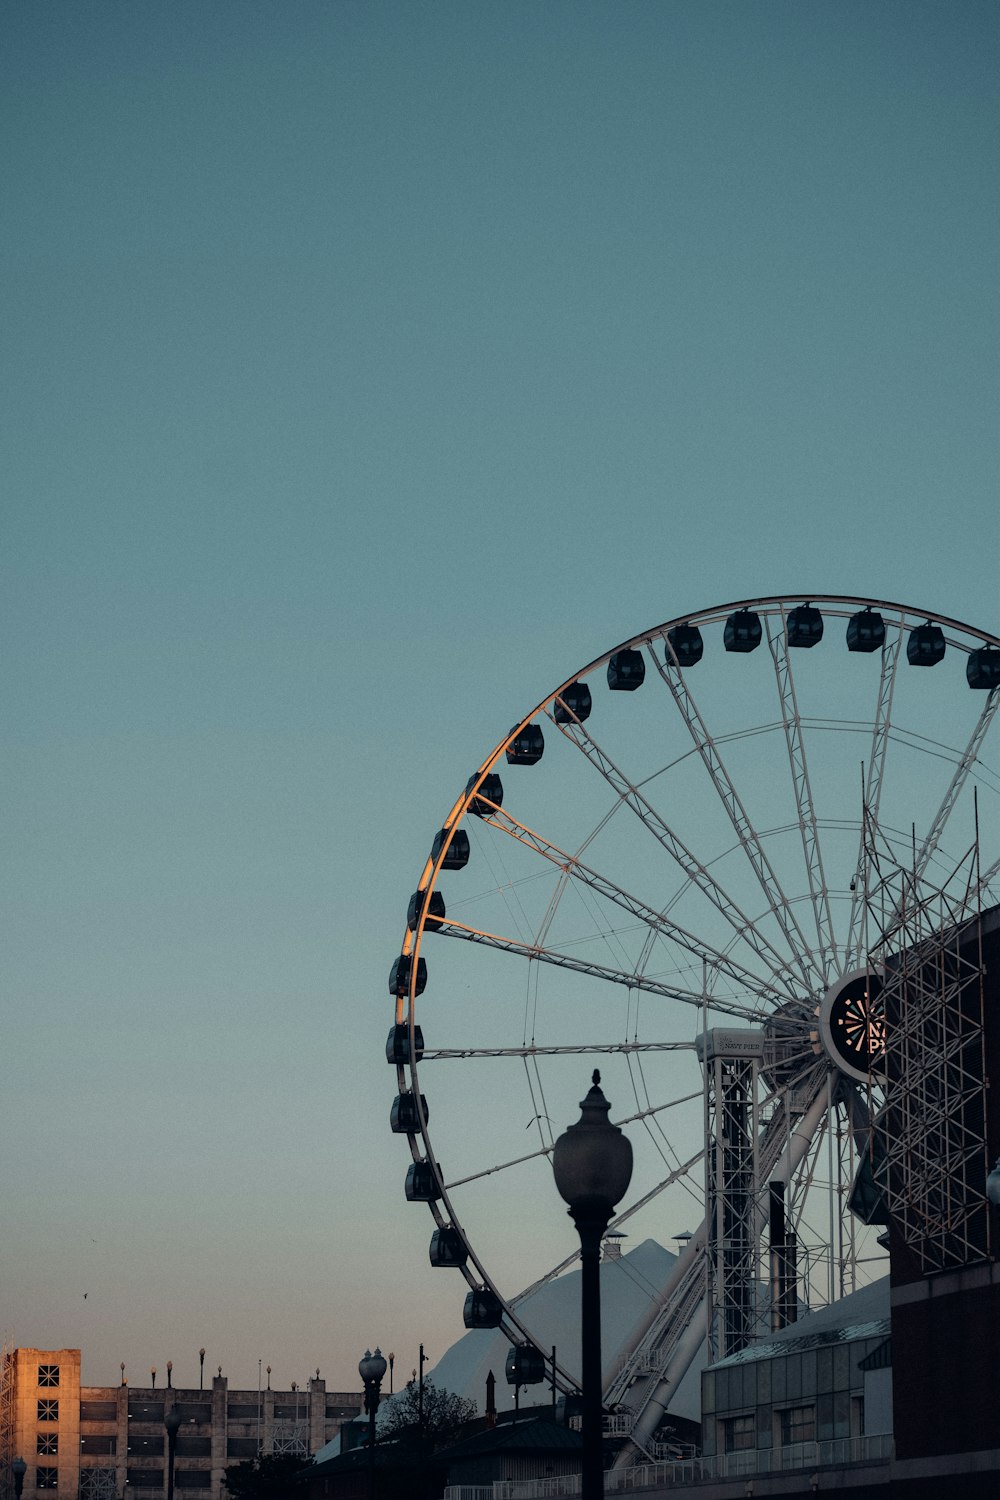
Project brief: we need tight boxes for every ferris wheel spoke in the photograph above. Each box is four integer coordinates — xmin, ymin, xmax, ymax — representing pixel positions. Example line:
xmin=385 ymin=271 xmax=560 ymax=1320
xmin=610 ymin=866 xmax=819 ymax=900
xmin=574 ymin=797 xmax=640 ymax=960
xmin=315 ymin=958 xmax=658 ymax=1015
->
xmin=509 ymin=1147 xmax=705 ymax=1308
xmin=542 ymin=709 xmax=807 ymax=996
xmin=437 ymin=918 xmax=755 ymax=1017
xmin=766 ymin=611 xmax=837 ymax=985
xmin=444 ymin=1092 xmax=702 ymax=1191
xmin=844 ymin=616 xmax=905 ymax=967
xmin=910 ymin=687 xmax=1000 ymax=890
xmin=480 ymin=804 xmax=795 ymax=1010
xmin=422 ymin=1041 xmax=697 ymax=1059
xmin=650 ymin=639 xmax=823 ymax=999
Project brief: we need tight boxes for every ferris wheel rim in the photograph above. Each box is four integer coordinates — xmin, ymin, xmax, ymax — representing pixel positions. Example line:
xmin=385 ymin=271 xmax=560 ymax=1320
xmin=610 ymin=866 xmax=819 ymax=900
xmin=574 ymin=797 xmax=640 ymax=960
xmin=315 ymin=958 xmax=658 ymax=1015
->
xmin=389 ymin=592 xmax=1000 ymax=1401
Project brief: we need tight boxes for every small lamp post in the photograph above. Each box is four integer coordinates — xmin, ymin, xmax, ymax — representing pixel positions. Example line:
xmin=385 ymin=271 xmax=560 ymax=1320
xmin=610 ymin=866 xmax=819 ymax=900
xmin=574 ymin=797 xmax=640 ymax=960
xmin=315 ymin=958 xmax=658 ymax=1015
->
xmin=358 ymin=1348 xmax=387 ymax=1500
xmin=12 ymin=1458 xmax=26 ymax=1500
xmin=199 ymin=1349 xmax=206 ymax=1391
xmin=552 ymin=1071 xmax=633 ymax=1500
xmin=164 ymin=1406 xmax=182 ymax=1500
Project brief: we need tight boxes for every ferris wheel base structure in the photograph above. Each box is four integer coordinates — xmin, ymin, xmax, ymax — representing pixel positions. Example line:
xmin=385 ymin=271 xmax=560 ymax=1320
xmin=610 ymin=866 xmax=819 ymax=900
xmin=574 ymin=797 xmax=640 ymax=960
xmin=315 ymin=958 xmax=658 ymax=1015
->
xmin=388 ymin=595 xmax=1000 ymax=1469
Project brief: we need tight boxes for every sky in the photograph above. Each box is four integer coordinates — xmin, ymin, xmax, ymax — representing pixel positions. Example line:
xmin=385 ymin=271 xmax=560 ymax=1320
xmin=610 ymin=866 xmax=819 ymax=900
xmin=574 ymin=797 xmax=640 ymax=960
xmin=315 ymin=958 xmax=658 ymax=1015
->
xmin=3 ymin=0 xmax=998 ymax=1398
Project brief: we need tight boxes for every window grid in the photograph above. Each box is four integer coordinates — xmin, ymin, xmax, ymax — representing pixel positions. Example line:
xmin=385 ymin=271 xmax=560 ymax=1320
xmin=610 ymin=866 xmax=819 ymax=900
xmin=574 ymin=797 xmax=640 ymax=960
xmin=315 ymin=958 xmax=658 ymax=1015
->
xmin=36 ymin=1467 xmax=59 ymax=1489
xmin=780 ymin=1404 xmax=816 ymax=1446
xmin=38 ymin=1367 xmax=60 ymax=1388
xmin=36 ymin=1436 xmax=58 ymax=1457
xmin=37 ymin=1401 xmax=59 ymax=1424
xmin=723 ymin=1413 xmax=755 ymax=1453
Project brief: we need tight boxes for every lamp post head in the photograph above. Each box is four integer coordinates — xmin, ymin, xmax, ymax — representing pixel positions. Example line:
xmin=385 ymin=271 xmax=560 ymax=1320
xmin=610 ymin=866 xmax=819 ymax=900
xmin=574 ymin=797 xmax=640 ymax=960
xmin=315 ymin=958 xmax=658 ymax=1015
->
xmin=358 ymin=1348 xmax=388 ymax=1387
xmin=164 ymin=1408 xmax=183 ymax=1437
xmin=552 ymin=1071 xmax=633 ymax=1214
xmin=12 ymin=1460 xmax=27 ymax=1478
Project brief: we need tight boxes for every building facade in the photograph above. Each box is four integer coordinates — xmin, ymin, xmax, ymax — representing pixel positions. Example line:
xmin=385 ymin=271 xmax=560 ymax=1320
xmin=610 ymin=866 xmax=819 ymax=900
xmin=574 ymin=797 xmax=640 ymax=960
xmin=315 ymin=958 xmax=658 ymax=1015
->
xmin=0 ymin=1349 xmax=362 ymax=1500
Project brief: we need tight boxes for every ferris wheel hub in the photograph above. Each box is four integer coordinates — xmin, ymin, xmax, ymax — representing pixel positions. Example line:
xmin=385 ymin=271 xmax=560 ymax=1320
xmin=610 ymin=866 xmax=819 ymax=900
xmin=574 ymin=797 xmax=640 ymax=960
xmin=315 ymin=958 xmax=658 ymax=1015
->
xmin=814 ymin=968 xmax=885 ymax=1084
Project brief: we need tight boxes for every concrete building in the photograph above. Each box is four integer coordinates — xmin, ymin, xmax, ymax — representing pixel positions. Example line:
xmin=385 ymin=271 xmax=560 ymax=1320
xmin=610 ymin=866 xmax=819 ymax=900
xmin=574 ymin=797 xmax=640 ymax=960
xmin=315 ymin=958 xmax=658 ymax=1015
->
xmin=0 ymin=1349 xmax=361 ymax=1500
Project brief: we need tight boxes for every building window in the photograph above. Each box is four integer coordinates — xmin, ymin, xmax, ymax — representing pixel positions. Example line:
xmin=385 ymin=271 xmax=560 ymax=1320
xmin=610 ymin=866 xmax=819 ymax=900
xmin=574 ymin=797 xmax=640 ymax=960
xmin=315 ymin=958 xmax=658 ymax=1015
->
xmin=36 ymin=1468 xmax=59 ymax=1489
xmin=125 ymin=1470 xmax=164 ymax=1490
xmin=80 ymin=1402 xmax=117 ymax=1423
xmin=128 ymin=1402 xmax=164 ymax=1424
xmin=780 ymin=1405 xmax=816 ymax=1446
xmin=81 ymin=1437 xmax=116 ymax=1456
xmin=175 ymin=1474 xmax=211 ymax=1489
xmin=37 ymin=1402 xmax=59 ymax=1424
xmin=175 ymin=1405 xmax=210 ymax=1427
xmin=127 ymin=1436 xmax=163 ymax=1459
xmin=175 ymin=1438 xmax=210 ymax=1459
xmin=226 ymin=1440 xmax=259 ymax=1460
xmin=36 ymin=1436 xmax=58 ymax=1457
xmin=38 ymin=1367 xmax=60 ymax=1389
xmin=723 ymin=1414 xmax=755 ymax=1453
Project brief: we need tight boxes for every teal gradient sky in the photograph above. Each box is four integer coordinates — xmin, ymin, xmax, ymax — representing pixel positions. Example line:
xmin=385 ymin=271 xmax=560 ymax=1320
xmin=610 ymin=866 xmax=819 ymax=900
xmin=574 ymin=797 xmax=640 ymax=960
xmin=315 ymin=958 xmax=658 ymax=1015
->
xmin=3 ymin=1 xmax=998 ymax=1392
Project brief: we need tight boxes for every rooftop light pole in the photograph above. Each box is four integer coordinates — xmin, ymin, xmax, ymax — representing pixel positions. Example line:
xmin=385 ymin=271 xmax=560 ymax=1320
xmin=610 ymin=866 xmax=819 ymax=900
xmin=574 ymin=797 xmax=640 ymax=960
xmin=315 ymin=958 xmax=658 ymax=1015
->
xmin=358 ymin=1348 xmax=387 ymax=1500
xmin=552 ymin=1071 xmax=633 ymax=1500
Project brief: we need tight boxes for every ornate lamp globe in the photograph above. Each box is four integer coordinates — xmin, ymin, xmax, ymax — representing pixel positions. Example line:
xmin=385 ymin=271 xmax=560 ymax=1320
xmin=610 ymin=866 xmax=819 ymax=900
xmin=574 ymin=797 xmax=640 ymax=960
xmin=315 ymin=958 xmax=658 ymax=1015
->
xmin=552 ymin=1071 xmax=633 ymax=1213
xmin=359 ymin=1348 xmax=388 ymax=1386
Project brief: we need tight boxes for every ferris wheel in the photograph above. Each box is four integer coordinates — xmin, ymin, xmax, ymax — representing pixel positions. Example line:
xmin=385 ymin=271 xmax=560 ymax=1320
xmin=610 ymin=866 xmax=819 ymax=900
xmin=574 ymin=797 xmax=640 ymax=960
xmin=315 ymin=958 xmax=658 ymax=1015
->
xmin=387 ymin=595 xmax=1000 ymax=1456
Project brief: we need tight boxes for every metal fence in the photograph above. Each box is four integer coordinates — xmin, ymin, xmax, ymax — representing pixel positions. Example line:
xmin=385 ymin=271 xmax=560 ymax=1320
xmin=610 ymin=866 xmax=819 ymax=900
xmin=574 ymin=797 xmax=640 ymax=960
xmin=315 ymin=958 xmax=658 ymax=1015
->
xmin=486 ymin=1432 xmax=893 ymax=1497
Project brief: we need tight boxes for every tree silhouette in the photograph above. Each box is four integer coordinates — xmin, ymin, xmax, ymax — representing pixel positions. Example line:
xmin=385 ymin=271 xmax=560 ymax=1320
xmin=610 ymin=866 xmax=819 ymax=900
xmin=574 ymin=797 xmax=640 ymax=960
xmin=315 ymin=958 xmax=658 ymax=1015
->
xmin=223 ymin=1453 xmax=306 ymax=1500
xmin=378 ymin=1378 xmax=476 ymax=1448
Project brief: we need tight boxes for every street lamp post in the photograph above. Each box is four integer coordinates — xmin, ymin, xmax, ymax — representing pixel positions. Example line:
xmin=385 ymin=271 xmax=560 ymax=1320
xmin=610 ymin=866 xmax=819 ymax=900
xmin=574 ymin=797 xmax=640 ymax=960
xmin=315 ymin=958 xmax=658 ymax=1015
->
xmin=358 ymin=1348 xmax=387 ymax=1500
xmin=164 ymin=1405 xmax=182 ymax=1500
xmin=12 ymin=1458 xmax=26 ymax=1500
xmin=552 ymin=1071 xmax=633 ymax=1500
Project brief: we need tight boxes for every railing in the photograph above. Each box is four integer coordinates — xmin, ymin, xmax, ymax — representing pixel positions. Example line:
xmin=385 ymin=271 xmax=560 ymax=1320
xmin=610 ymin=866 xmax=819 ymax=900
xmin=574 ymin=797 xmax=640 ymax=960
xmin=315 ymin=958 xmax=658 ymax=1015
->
xmin=568 ymin=1412 xmax=633 ymax=1436
xmin=493 ymin=1479 xmax=581 ymax=1499
xmin=443 ymin=1488 xmax=495 ymax=1500
xmin=648 ymin=1439 xmax=698 ymax=1462
xmin=490 ymin=1433 xmax=893 ymax=1497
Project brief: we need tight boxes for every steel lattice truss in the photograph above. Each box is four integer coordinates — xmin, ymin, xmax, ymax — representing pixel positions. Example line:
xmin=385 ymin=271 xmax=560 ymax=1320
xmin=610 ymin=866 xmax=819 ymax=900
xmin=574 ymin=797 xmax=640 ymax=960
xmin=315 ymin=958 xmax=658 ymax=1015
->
xmin=868 ymin=845 xmax=989 ymax=1271
xmin=701 ymin=1038 xmax=762 ymax=1361
xmin=270 ymin=1423 xmax=308 ymax=1456
xmin=79 ymin=1470 xmax=119 ymax=1500
xmin=0 ymin=1348 xmax=14 ymax=1500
